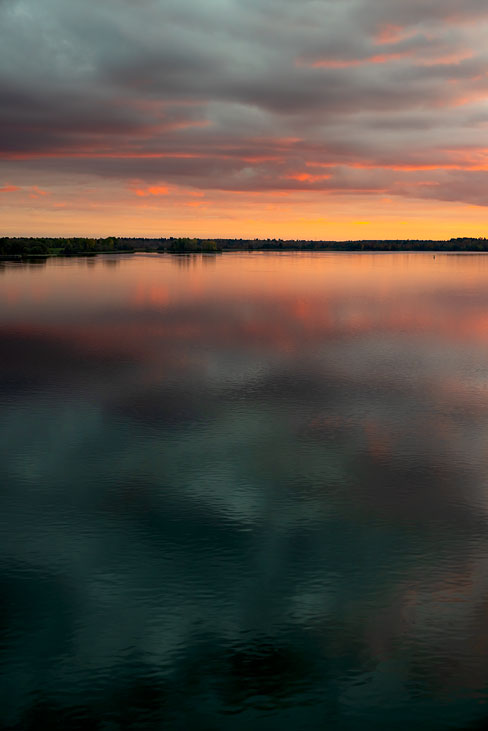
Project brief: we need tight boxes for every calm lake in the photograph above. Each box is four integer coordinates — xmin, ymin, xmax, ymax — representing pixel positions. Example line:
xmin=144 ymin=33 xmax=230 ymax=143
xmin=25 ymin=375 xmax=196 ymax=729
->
xmin=2 ymin=251 xmax=488 ymax=730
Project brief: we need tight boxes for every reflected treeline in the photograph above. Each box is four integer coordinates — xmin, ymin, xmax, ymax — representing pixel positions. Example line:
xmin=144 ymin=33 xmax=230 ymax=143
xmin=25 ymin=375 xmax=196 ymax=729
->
xmin=0 ymin=257 xmax=48 ymax=270
xmin=169 ymin=252 xmax=220 ymax=268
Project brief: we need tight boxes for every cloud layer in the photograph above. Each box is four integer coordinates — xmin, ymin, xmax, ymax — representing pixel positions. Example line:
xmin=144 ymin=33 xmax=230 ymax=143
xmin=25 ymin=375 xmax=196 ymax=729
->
xmin=1 ymin=0 xmax=488 ymax=235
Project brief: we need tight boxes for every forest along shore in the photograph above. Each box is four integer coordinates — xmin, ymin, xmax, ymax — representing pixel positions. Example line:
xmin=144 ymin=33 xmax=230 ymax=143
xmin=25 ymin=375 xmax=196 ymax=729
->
xmin=2 ymin=236 xmax=488 ymax=258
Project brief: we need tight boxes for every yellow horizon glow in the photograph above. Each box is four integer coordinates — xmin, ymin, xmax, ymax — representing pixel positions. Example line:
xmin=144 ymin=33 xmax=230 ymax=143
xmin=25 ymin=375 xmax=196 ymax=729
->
xmin=1 ymin=190 xmax=487 ymax=240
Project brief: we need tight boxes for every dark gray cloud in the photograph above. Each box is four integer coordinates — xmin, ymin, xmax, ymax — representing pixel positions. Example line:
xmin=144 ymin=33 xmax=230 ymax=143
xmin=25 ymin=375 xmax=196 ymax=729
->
xmin=1 ymin=0 xmax=488 ymax=207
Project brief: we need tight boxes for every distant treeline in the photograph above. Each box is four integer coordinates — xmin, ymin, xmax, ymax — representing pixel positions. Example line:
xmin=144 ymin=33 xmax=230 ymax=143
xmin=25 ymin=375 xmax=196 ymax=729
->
xmin=232 ymin=237 xmax=488 ymax=252
xmin=0 ymin=236 xmax=132 ymax=257
xmin=162 ymin=238 xmax=220 ymax=253
xmin=2 ymin=235 xmax=488 ymax=257
xmin=0 ymin=236 xmax=220 ymax=257
xmin=119 ymin=236 xmax=488 ymax=252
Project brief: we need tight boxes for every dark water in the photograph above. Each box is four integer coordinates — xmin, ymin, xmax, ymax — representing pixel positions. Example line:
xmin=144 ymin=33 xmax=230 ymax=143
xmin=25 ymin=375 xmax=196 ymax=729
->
xmin=2 ymin=252 xmax=488 ymax=730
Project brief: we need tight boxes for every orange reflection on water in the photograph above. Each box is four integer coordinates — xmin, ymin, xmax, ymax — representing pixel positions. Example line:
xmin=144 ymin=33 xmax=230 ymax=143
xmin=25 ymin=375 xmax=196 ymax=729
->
xmin=3 ymin=252 xmax=488 ymax=348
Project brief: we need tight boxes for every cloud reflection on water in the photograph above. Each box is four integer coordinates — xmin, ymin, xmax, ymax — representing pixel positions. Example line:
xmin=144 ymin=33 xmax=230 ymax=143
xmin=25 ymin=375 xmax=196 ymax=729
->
xmin=2 ymin=253 xmax=488 ymax=729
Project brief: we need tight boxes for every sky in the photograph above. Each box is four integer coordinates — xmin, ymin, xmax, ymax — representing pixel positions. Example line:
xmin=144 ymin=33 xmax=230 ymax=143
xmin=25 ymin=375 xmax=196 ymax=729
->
xmin=1 ymin=0 xmax=488 ymax=239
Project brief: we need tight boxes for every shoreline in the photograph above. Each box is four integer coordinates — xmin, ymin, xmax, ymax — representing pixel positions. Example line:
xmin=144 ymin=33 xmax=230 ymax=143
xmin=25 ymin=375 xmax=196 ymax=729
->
xmin=3 ymin=244 xmax=488 ymax=260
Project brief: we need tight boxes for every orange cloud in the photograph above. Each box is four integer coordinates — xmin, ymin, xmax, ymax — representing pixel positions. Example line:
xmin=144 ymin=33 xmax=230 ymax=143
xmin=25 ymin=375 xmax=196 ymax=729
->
xmin=241 ymin=155 xmax=283 ymax=163
xmin=29 ymin=186 xmax=49 ymax=199
xmin=450 ymin=90 xmax=488 ymax=107
xmin=301 ymin=49 xmax=473 ymax=70
xmin=302 ymin=52 xmax=411 ymax=68
xmin=134 ymin=185 xmax=170 ymax=197
xmin=419 ymin=50 xmax=474 ymax=66
xmin=374 ymin=24 xmax=416 ymax=45
xmin=286 ymin=172 xmax=332 ymax=182
xmin=306 ymin=151 xmax=488 ymax=172
xmin=0 ymin=184 xmax=20 ymax=193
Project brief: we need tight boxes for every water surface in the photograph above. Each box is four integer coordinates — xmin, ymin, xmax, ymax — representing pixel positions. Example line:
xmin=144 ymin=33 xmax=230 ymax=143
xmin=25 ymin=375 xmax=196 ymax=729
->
xmin=2 ymin=252 xmax=488 ymax=730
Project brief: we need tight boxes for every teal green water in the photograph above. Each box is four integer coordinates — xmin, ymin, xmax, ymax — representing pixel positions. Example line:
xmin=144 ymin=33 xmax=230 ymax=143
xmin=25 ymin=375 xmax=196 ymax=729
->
xmin=2 ymin=252 xmax=488 ymax=730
